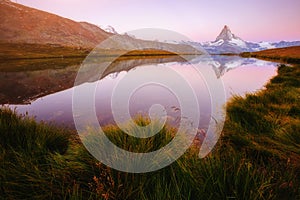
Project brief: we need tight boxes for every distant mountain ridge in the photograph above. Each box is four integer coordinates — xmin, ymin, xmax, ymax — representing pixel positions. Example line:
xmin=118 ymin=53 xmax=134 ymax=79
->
xmin=0 ymin=0 xmax=202 ymax=55
xmin=1 ymin=0 xmax=298 ymax=55
xmin=185 ymin=25 xmax=300 ymax=54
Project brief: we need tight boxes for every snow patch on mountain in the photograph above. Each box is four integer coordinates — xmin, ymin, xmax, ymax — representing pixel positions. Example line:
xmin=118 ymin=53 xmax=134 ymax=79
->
xmin=99 ymin=25 xmax=118 ymax=34
xmin=258 ymin=41 xmax=275 ymax=49
xmin=231 ymin=38 xmax=247 ymax=47
xmin=210 ymin=39 xmax=224 ymax=46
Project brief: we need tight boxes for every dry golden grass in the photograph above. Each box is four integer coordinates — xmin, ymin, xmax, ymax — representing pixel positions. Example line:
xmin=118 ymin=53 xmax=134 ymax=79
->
xmin=241 ymin=46 xmax=300 ymax=63
xmin=0 ymin=42 xmax=91 ymax=60
xmin=0 ymin=43 xmax=180 ymax=60
xmin=253 ymin=46 xmax=300 ymax=58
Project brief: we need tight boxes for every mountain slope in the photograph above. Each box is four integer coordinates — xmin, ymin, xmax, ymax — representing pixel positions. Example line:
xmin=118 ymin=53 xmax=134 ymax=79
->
xmin=0 ymin=0 xmax=203 ymax=57
xmin=0 ymin=0 xmax=111 ymax=48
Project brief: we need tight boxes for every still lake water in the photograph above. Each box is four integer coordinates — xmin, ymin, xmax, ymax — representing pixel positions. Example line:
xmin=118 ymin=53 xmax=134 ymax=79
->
xmin=1 ymin=55 xmax=278 ymax=130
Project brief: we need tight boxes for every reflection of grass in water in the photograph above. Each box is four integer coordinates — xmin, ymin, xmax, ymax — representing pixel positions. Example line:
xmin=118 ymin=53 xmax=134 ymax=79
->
xmin=0 ymin=54 xmax=183 ymax=72
xmin=1 ymin=64 xmax=300 ymax=199
xmin=0 ymin=51 xmax=187 ymax=105
xmin=0 ymin=57 xmax=84 ymax=72
xmin=0 ymin=42 xmax=185 ymax=72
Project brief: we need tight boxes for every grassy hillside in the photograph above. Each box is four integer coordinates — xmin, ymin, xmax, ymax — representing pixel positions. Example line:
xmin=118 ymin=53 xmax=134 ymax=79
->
xmin=241 ymin=46 xmax=300 ymax=64
xmin=0 ymin=43 xmax=90 ymax=60
xmin=0 ymin=43 xmax=182 ymax=60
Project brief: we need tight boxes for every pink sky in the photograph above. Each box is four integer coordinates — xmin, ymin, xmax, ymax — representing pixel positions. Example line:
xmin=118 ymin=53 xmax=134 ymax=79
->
xmin=17 ymin=0 xmax=300 ymax=42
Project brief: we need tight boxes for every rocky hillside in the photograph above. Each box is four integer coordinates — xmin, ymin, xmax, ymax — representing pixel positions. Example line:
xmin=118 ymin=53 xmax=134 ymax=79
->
xmin=0 ymin=0 xmax=111 ymax=48
xmin=0 ymin=0 xmax=203 ymax=58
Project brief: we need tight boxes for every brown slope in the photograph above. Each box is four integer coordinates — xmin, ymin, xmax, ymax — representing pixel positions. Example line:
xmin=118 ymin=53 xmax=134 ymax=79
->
xmin=0 ymin=0 xmax=111 ymax=48
xmin=241 ymin=46 xmax=300 ymax=64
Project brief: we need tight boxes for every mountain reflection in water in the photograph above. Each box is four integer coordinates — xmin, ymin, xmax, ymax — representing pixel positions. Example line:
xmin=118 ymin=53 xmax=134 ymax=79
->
xmin=1 ymin=55 xmax=278 ymax=129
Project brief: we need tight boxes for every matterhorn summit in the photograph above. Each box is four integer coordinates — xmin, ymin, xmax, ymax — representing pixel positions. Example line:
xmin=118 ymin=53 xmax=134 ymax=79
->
xmin=216 ymin=25 xmax=236 ymax=41
xmin=195 ymin=25 xmax=300 ymax=54
xmin=197 ymin=25 xmax=248 ymax=54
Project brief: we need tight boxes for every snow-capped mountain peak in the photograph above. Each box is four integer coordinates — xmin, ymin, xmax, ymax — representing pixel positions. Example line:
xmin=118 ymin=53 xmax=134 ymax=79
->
xmin=216 ymin=25 xmax=235 ymax=41
xmin=196 ymin=25 xmax=247 ymax=53
xmin=189 ymin=25 xmax=300 ymax=54
xmin=214 ymin=25 xmax=247 ymax=47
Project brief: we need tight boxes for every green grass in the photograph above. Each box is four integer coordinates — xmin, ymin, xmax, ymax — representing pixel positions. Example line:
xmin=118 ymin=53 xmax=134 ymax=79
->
xmin=1 ymin=64 xmax=300 ymax=199
xmin=220 ymin=64 xmax=300 ymax=199
xmin=223 ymin=64 xmax=300 ymax=160
xmin=0 ymin=107 xmax=91 ymax=199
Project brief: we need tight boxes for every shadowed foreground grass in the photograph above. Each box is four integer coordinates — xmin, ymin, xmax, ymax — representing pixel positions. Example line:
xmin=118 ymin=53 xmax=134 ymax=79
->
xmin=1 ymin=64 xmax=300 ymax=199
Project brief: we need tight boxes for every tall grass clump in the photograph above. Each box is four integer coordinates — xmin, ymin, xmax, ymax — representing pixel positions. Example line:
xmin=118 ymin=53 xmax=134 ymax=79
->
xmin=0 ymin=107 xmax=96 ymax=199
xmin=0 ymin=109 xmax=201 ymax=199
xmin=0 ymin=107 xmax=70 ymax=154
xmin=79 ymin=116 xmax=201 ymax=200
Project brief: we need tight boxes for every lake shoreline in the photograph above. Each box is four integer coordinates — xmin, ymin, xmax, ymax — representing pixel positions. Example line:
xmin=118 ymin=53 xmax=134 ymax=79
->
xmin=0 ymin=42 xmax=201 ymax=61
xmin=1 ymin=49 xmax=300 ymax=199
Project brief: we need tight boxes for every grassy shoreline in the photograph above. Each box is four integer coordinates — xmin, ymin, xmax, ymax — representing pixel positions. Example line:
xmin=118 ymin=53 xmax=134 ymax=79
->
xmin=0 ymin=42 xmax=192 ymax=61
xmin=240 ymin=46 xmax=300 ymax=64
xmin=1 ymin=55 xmax=300 ymax=199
